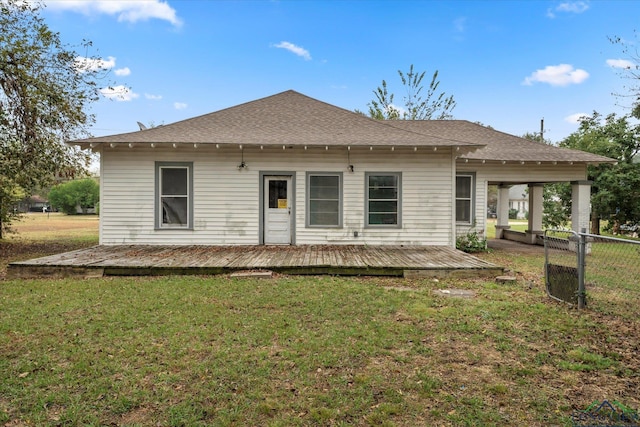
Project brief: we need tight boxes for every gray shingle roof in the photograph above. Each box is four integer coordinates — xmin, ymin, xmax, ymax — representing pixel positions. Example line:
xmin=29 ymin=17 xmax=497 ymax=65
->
xmin=73 ymin=90 xmax=615 ymax=164
xmin=388 ymin=120 xmax=615 ymax=164
xmin=73 ymin=90 xmax=480 ymax=149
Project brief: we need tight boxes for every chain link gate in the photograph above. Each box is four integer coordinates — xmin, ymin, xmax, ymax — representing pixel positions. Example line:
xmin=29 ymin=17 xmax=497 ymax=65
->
xmin=544 ymin=229 xmax=585 ymax=307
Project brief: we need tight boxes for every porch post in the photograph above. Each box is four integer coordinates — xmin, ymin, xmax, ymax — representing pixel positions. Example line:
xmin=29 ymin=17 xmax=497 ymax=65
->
xmin=526 ymin=183 xmax=544 ymax=244
xmin=495 ymin=184 xmax=511 ymax=239
xmin=571 ymin=180 xmax=592 ymax=234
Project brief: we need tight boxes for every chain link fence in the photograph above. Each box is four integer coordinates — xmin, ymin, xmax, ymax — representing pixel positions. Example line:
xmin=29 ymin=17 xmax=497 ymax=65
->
xmin=545 ymin=230 xmax=640 ymax=320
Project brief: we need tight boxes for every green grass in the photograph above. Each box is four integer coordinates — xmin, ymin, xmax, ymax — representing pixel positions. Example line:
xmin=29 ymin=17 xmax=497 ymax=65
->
xmin=1 ymin=215 xmax=639 ymax=425
xmin=485 ymin=219 xmax=528 ymax=239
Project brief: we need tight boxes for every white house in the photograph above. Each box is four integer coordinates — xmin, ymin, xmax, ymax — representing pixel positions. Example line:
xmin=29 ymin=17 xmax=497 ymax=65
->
xmin=509 ymin=184 xmax=528 ymax=219
xmin=72 ymin=90 xmax=614 ymax=247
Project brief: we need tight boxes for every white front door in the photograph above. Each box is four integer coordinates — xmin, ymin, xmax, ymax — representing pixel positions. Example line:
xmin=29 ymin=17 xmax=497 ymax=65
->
xmin=264 ymin=176 xmax=292 ymax=244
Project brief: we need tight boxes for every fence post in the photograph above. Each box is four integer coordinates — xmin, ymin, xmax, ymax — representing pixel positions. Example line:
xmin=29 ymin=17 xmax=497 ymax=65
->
xmin=577 ymin=228 xmax=586 ymax=309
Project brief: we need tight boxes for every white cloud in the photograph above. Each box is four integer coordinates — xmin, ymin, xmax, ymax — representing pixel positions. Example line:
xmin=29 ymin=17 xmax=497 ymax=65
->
xmin=547 ymin=1 xmax=590 ymax=18
xmin=522 ymin=64 xmax=589 ymax=86
xmin=606 ymin=59 xmax=636 ymax=69
xmin=273 ymin=41 xmax=311 ymax=61
xmin=100 ymin=85 xmax=139 ymax=102
xmin=114 ymin=67 xmax=131 ymax=76
xmin=453 ymin=17 xmax=466 ymax=33
xmin=74 ymin=56 xmax=116 ymax=73
xmin=145 ymin=93 xmax=163 ymax=100
xmin=556 ymin=1 xmax=590 ymax=13
xmin=174 ymin=102 xmax=187 ymax=110
xmin=565 ymin=113 xmax=589 ymax=124
xmin=44 ymin=0 xmax=182 ymax=27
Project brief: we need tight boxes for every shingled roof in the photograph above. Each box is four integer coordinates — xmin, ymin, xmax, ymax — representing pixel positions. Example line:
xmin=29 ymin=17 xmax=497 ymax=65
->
xmin=387 ymin=120 xmax=616 ymax=164
xmin=73 ymin=90 xmax=615 ymax=165
xmin=73 ymin=90 xmax=480 ymax=150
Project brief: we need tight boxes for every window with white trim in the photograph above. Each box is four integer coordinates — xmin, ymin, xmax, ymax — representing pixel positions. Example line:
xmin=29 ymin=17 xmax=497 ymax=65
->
xmin=307 ymin=172 xmax=342 ymax=227
xmin=456 ymin=173 xmax=474 ymax=224
xmin=156 ymin=162 xmax=193 ymax=229
xmin=366 ymin=172 xmax=401 ymax=227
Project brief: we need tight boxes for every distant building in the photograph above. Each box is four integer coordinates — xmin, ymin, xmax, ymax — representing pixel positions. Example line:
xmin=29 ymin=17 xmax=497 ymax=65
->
xmin=509 ymin=185 xmax=528 ymax=219
xmin=16 ymin=195 xmax=49 ymax=213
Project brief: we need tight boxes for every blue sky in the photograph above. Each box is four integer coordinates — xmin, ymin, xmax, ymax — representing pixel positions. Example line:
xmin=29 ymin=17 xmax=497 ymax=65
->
xmin=40 ymin=0 xmax=640 ymax=143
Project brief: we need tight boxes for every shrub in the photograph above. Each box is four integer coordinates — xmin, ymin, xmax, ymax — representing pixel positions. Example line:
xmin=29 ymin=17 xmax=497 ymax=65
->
xmin=456 ymin=231 xmax=487 ymax=253
xmin=48 ymin=178 xmax=99 ymax=215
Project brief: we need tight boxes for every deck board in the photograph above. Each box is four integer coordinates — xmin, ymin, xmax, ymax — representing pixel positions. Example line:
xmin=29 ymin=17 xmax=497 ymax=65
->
xmin=7 ymin=244 xmax=504 ymax=279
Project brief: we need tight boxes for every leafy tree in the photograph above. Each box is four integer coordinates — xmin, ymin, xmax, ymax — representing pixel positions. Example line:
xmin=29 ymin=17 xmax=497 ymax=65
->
xmin=0 ymin=0 xmax=104 ymax=237
xmin=365 ymin=65 xmax=456 ymax=120
xmin=48 ymin=178 xmax=99 ymax=215
xmin=542 ymin=183 xmax=571 ymax=229
xmin=559 ymin=112 xmax=640 ymax=233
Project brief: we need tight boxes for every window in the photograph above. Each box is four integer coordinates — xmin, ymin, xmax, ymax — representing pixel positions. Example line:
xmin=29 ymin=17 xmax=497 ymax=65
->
xmin=366 ymin=172 xmax=401 ymax=227
xmin=456 ymin=173 xmax=474 ymax=224
xmin=306 ymin=172 xmax=342 ymax=227
xmin=156 ymin=162 xmax=193 ymax=229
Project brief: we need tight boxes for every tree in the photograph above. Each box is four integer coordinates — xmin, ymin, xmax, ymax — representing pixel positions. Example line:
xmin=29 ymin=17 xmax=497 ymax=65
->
xmin=48 ymin=178 xmax=99 ymax=215
xmin=559 ymin=112 xmax=640 ymax=233
xmin=609 ymin=31 xmax=640 ymax=118
xmin=365 ymin=65 xmax=456 ymax=120
xmin=0 ymin=0 xmax=104 ymax=237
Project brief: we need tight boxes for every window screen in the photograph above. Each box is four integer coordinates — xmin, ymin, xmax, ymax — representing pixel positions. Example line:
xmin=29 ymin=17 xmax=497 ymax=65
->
xmin=308 ymin=174 xmax=341 ymax=227
xmin=159 ymin=165 xmax=190 ymax=228
xmin=456 ymin=174 xmax=473 ymax=223
xmin=367 ymin=173 xmax=400 ymax=226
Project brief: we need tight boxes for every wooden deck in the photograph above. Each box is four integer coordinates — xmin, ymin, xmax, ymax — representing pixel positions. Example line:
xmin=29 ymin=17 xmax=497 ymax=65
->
xmin=7 ymin=245 xmax=504 ymax=279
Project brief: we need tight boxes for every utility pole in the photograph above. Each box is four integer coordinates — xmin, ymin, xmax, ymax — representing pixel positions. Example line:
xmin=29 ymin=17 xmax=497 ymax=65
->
xmin=540 ymin=118 xmax=544 ymax=142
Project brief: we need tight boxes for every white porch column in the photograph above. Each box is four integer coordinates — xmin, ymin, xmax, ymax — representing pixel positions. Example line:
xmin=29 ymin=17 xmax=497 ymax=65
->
xmin=526 ymin=183 xmax=544 ymax=244
xmin=495 ymin=184 xmax=511 ymax=239
xmin=571 ymin=180 xmax=592 ymax=234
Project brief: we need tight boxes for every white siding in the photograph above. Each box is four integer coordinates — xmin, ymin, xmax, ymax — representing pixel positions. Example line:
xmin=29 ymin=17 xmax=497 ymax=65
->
xmin=100 ymin=146 xmax=456 ymax=246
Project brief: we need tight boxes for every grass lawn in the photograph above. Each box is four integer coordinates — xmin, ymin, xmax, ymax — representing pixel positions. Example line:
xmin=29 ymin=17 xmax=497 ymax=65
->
xmin=1 ymin=214 xmax=638 ymax=426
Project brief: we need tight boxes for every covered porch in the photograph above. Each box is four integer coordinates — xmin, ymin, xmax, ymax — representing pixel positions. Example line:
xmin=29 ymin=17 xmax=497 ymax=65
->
xmin=8 ymin=244 xmax=503 ymax=279
xmin=493 ymin=180 xmax=592 ymax=245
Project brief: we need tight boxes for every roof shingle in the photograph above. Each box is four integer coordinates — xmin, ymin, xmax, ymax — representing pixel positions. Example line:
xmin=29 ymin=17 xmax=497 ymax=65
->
xmin=72 ymin=90 xmax=615 ymax=165
xmin=74 ymin=90 xmax=479 ymax=149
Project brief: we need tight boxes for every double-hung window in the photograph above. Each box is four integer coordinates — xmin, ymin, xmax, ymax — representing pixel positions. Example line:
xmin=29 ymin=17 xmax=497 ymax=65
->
xmin=156 ymin=162 xmax=193 ymax=229
xmin=307 ymin=172 xmax=342 ymax=227
xmin=456 ymin=173 xmax=474 ymax=224
xmin=366 ymin=172 xmax=401 ymax=227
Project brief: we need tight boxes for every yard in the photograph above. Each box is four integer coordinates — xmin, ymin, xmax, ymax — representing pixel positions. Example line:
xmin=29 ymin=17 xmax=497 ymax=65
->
xmin=1 ymin=214 xmax=638 ymax=426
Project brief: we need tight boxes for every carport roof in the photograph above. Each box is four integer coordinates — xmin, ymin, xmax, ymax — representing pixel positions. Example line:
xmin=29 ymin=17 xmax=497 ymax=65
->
xmin=387 ymin=120 xmax=616 ymax=164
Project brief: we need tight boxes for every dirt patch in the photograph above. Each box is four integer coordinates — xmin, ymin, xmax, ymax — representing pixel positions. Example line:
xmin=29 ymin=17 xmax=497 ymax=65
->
xmin=487 ymin=238 xmax=545 ymax=254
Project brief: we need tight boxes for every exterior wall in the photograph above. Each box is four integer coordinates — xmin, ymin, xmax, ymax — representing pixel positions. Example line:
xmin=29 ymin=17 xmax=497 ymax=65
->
xmin=99 ymin=145 xmax=456 ymax=246
xmin=456 ymin=162 xmax=588 ymax=238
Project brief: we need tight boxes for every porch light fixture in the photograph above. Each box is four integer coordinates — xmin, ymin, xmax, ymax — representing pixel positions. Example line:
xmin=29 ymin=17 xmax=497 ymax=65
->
xmin=347 ymin=148 xmax=354 ymax=173
xmin=237 ymin=147 xmax=247 ymax=171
